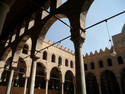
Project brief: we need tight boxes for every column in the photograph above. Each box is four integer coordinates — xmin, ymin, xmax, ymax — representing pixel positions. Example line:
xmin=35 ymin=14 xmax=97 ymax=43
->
xmin=61 ymin=82 xmax=64 ymax=94
xmin=27 ymin=56 xmax=38 ymax=94
xmin=0 ymin=0 xmax=15 ymax=35
xmin=72 ymin=37 xmax=86 ymax=94
xmin=45 ymin=79 xmax=49 ymax=94
xmin=98 ymin=84 xmax=102 ymax=94
xmin=23 ymin=77 xmax=28 ymax=94
xmin=6 ymin=69 xmax=14 ymax=94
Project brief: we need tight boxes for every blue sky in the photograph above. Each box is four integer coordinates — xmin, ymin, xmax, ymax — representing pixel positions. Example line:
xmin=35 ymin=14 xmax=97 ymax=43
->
xmin=46 ymin=0 xmax=125 ymax=55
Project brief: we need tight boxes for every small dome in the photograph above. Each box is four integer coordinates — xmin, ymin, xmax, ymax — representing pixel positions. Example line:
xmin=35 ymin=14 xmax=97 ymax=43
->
xmin=122 ymin=24 xmax=125 ymax=33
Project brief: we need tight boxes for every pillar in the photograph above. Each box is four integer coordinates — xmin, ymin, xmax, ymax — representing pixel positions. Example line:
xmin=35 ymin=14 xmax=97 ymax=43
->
xmin=45 ymin=79 xmax=49 ymax=94
xmin=0 ymin=0 xmax=15 ymax=35
xmin=71 ymin=29 xmax=86 ymax=94
xmin=27 ymin=58 xmax=37 ymax=94
xmin=74 ymin=40 xmax=86 ymax=94
xmin=61 ymin=82 xmax=64 ymax=94
xmin=6 ymin=69 xmax=14 ymax=94
xmin=23 ymin=77 xmax=28 ymax=94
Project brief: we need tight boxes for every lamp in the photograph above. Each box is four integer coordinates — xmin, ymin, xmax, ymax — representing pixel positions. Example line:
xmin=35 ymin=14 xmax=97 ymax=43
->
xmin=105 ymin=20 xmax=117 ymax=56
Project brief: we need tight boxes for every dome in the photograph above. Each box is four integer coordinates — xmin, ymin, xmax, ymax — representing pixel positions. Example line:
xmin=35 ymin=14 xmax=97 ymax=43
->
xmin=122 ymin=24 xmax=125 ymax=33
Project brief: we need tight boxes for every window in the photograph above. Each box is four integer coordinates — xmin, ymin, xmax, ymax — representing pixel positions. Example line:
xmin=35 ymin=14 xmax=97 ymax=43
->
xmin=117 ymin=56 xmax=124 ymax=64
xmin=51 ymin=54 xmax=56 ymax=63
xmin=84 ymin=64 xmax=87 ymax=71
xmin=58 ymin=56 xmax=62 ymax=66
xmin=90 ymin=62 xmax=95 ymax=69
xmin=107 ymin=58 xmax=112 ymax=66
xmin=65 ymin=59 xmax=68 ymax=67
xmin=99 ymin=60 xmax=103 ymax=68
xmin=22 ymin=44 xmax=29 ymax=54
xmin=43 ymin=51 xmax=47 ymax=60
xmin=70 ymin=61 xmax=73 ymax=68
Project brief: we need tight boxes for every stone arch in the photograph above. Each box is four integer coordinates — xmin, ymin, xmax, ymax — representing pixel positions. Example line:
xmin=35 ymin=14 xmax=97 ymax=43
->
xmin=51 ymin=54 xmax=56 ymax=63
xmin=43 ymin=51 xmax=48 ymax=60
xmin=107 ymin=58 xmax=112 ymax=66
xmin=100 ymin=70 xmax=121 ymax=94
xmin=120 ymin=68 xmax=125 ymax=94
xmin=117 ymin=56 xmax=124 ymax=64
xmin=58 ymin=56 xmax=62 ymax=66
xmin=35 ymin=62 xmax=46 ymax=89
xmin=40 ymin=13 xmax=68 ymax=38
xmin=48 ymin=67 xmax=62 ymax=94
xmin=70 ymin=60 xmax=73 ymax=68
xmin=64 ymin=70 xmax=74 ymax=94
xmin=65 ymin=59 xmax=68 ymax=67
xmin=13 ymin=58 xmax=27 ymax=87
xmin=86 ymin=72 xmax=99 ymax=94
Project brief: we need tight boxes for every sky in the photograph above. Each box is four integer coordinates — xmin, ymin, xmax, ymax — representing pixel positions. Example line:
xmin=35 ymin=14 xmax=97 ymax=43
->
xmin=46 ymin=0 xmax=125 ymax=55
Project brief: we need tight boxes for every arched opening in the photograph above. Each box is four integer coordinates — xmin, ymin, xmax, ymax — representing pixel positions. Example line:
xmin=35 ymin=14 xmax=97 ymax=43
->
xmin=22 ymin=44 xmax=29 ymax=54
xmin=117 ymin=56 xmax=124 ymax=64
xmin=70 ymin=61 xmax=73 ymax=68
xmin=51 ymin=54 xmax=56 ymax=63
xmin=100 ymin=70 xmax=121 ymax=94
xmin=120 ymin=68 xmax=125 ymax=94
xmin=58 ymin=56 xmax=62 ymax=66
xmin=65 ymin=59 xmax=68 ymax=67
xmin=13 ymin=58 xmax=27 ymax=87
xmin=107 ymin=58 xmax=112 ymax=66
xmin=86 ymin=72 xmax=99 ymax=94
xmin=43 ymin=51 xmax=47 ymax=60
xmin=98 ymin=60 xmax=103 ymax=68
xmin=90 ymin=62 xmax=95 ymax=69
xmin=64 ymin=70 xmax=74 ymax=94
xmin=0 ymin=57 xmax=12 ymax=86
xmin=35 ymin=63 xmax=46 ymax=90
xmin=48 ymin=67 xmax=62 ymax=94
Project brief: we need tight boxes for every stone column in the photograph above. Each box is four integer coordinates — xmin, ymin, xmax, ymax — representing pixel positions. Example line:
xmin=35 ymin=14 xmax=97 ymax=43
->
xmin=28 ymin=56 xmax=38 ymax=94
xmin=0 ymin=0 xmax=15 ymax=35
xmin=6 ymin=69 xmax=14 ymax=94
xmin=45 ymin=79 xmax=49 ymax=94
xmin=23 ymin=77 xmax=28 ymax=94
xmin=61 ymin=82 xmax=64 ymax=94
xmin=71 ymin=30 xmax=86 ymax=94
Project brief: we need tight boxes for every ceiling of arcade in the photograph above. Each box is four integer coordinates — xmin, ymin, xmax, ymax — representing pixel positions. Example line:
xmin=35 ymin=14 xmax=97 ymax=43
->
xmin=0 ymin=0 xmax=93 ymax=60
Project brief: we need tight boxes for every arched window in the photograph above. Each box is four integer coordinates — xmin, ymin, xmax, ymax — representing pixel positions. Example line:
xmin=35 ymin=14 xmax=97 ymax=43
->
xmin=22 ymin=44 xmax=29 ymax=54
xmin=99 ymin=60 xmax=103 ymax=68
xmin=65 ymin=59 xmax=68 ymax=67
xmin=58 ymin=56 xmax=62 ymax=66
xmin=84 ymin=64 xmax=88 ymax=71
xmin=107 ymin=58 xmax=112 ymax=66
xmin=51 ymin=54 xmax=56 ymax=63
xmin=70 ymin=61 xmax=73 ymax=68
xmin=90 ymin=62 xmax=95 ymax=69
xmin=43 ymin=51 xmax=47 ymax=60
xmin=117 ymin=56 xmax=124 ymax=64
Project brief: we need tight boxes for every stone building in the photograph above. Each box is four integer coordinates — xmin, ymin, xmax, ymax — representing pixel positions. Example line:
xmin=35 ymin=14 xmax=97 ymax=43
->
xmin=0 ymin=24 xmax=125 ymax=94
xmin=0 ymin=37 xmax=75 ymax=94
xmin=0 ymin=0 xmax=125 ymax=94
xmin=84 ymin=24 xmax=125 ymax=94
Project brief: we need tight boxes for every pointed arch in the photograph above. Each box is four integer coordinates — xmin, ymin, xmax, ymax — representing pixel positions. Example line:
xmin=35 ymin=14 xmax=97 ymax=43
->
xmin=100 ymin=70 xmax=121 ymax=94
xmin=35 ymin=62 xmax=46 ymax=89
xmin=64 ymin=70 xmax=74 ymax=94
xmin=86 ymin=72 xmax=99 ymax=94
xmin=48 ymin=67 xmax=62 ymax=94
